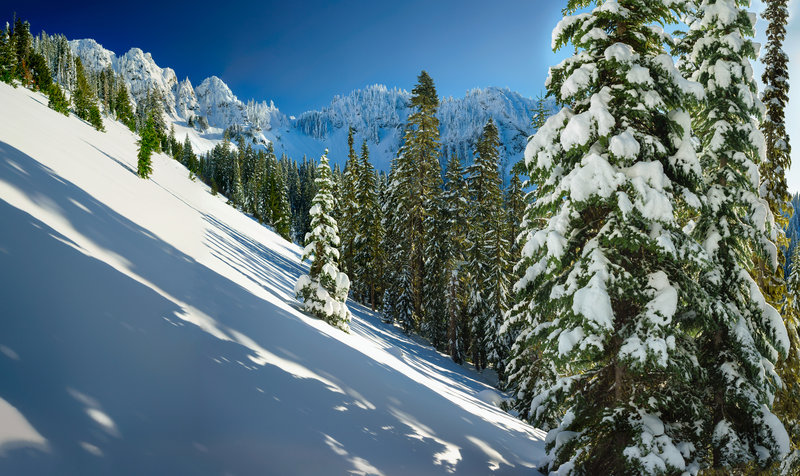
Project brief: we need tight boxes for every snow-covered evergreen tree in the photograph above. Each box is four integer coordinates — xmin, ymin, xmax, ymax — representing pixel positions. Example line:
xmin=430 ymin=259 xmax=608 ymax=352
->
xmin=504 ymin=0 xmax=728 ymax=473
xmin=506 ymin=171 xmax=526 ymax=272
xmin=442 ymin=154 xmax=470 ymax=364
xmin=340 ymin=127 xmax=360 ymax=277
xmin=760 ymin=0 xmax=792 ymax=224
xmin=422 ymin=190 xmax=448 ymax=348
xmin=679 ymin=0 xmax=790 ymax=469
xmin=294 ymin=150 xmax=351 ymax=331
xmin=385 ymin=70 xmax=442 ymax=332
xmin=466 ymin=119 xmax=509 ymax=374
xmin=353 ymin=140 xmax=384 ymax=310
xmin=780 ymin=241 xmax=800 ymax=452
xmin=758 ymin=0 xmax=800 ymax=457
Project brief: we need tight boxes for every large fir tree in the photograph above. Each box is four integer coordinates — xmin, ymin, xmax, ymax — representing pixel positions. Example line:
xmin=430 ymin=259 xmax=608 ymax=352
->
xmin=385 ymin=70 xmax=442 ymax=331
xmin=353 ymin=140 xmax=384 ymax=310
xmin=294 ymin=150 xmax=351 ymax=331
xmin=759 ymin=0 xmax=800 ymax=454
xmin=679 ymin=0 xmax=790 ymax=469
xmin=340 ymin=127 xmax=360 ymax=277
xmin=466 ymin=119 xmax=509 ymax=373
xmin=505 ymin=0 xmax=733 ymax=472
xmin=0 ymin=23 xmax=15 ymax=83
xmin=441 ymin=154 xmax=470 ymax=364
xmin=137 ymin=113 xmax=158 ymax=179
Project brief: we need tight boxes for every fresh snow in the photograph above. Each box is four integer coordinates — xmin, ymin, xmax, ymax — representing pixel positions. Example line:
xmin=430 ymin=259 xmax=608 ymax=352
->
xmin=0 ymin=83 xmax=546 ymax=474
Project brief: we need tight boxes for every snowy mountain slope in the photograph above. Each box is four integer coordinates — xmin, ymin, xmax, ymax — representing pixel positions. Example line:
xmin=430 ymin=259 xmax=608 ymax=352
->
xmin=285 ymin=84 xmax=540 ymax=174
xmin=69 ymin=39 xmax=541 ymax=174
xmin=0 ymin=82 xmax=545 ymax=474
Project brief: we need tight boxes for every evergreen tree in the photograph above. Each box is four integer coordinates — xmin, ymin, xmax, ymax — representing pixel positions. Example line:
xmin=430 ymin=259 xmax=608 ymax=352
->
xmin=514 ymin=93 xmax=551 ymax=176
xmin=422 ymin=180 xmax=448 ymax=348
xmin=250 ymin=150 xmax=267 ymax=222
xmin=466 ymin=119 xmax=509 ymax=374
xmin=114 ymin=83 xmax=136 ymax=132
xmin=298 ymin=155 xmax=318 ymax=241
xmin=87 ymin=104 xmax=104 ymax=132
xmin=11 ymin=17 xmax=32 ymax=86
xmin=506 ymin=172 xmax=526 ymax=268
xmin=286 ymin=160 xmax=303 ymax=241
xmin=353 ymin=140 xmax=384 ymax=310
xmin=0 ymin=23 xmax=15 ymax=84
xmin=47 ymin=83 xmax=69 ymax=115
xmin=340 ymin=127 xmax=360 ymax=278
xmin=781 ymin=242 xmax=800 ymax=450
xmin=760 ymin=0 xmax=792 ymax=226
xmin=27 ymin=51 xmax=51 ymax=91
xmin=380 ymin=161 xmax=402 ymax=323
xmin=178 ymin=135 xmax=196 ymax=173
xmin=385 ymin=70 xmax=442 ymax=331
xmin=680 ymin=0 xmax=791 ymax=469
xmin=442 ymin=154 xmax=470 ymax=363
xmin=505 ymin=1 xmax=732 ymax=473
xmin=759 ymin=0 xmax=800 ymax=455
xmin=137 ymin=113 xmax=158 ymax=179
xmin=72 ymin=57 xmax=92 ymax=119
xmin=294 ymin=150 xmax=351 ymax=331
xmin=273 ymin=169 xmax=292 ymax=241
xmin=231 ymin=149 xmax=245 ymax=209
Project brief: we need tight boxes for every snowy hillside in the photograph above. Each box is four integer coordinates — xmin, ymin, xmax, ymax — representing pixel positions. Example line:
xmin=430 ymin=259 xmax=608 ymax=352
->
xmin=68 ymin=39 xmax=541 ymax=175
xmin=0 ymin=83 xmax=546 ymax=474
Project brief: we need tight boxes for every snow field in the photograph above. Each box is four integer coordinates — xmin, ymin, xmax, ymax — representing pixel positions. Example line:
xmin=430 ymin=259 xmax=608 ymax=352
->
xmin=0 ymin=82 xmax=545 ymax=475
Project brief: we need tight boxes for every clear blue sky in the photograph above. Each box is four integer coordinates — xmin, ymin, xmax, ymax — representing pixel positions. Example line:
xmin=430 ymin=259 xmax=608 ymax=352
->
xmin=11 ymin=0 xmax=567 ymax=115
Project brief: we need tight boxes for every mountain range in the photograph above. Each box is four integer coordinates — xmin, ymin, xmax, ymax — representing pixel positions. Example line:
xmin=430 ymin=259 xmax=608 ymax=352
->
xmin=70 ymin=38 xmax=542 ymax=176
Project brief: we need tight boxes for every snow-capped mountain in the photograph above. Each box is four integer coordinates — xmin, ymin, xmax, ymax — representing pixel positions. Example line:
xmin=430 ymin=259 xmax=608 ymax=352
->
xmin=70 ymin=39 xmax=541 ymax=175
xmin=283 ymin=84 xmax=540 ymax=175
xmin=175 ymin=78 xmax=199 ymax=119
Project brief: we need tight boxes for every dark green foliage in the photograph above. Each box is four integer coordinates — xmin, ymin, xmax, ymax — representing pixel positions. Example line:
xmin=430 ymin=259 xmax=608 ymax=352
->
xmin=72 ymin=57 xmax=92 ymax=118
xmin=114 ymin=83 xmax=136 ymax=131
xmin=47 ymin=82 xmax=69 ymax=115
xmin=352 ymin=140 xmax=384 ymax=310
xmin=87 ymin=103 xmax=104 ymax=131
xmin=27 ymin=51 xmax=51 ymax=91
xmin=340 ymin=127 xmax=360 ymax=277
xmin=384 ymin=70 xmax=442 ymax=332
xmin=12 ymin=16 xmax=32 ymax=86
xmin=466 ymin=119 xmax=509 ymax=374
xmin=180 ymin=135 xmax=198 ymax=173
xmin=137 ymin=114 xmax=158 ymax=179
xmin=0 ymin=24 xmax=15 ymax=83
xmin=273 ymin=171 xmax=292 ymax=240
xmin=441 ymin=155 xmax=470 ymax=363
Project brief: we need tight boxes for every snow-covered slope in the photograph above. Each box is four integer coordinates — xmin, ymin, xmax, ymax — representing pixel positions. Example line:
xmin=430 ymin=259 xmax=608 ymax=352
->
xmin=69 ymin=39 xmax=540 ymax=174
xmin=0 ymin=82 xmax=545 ymax=474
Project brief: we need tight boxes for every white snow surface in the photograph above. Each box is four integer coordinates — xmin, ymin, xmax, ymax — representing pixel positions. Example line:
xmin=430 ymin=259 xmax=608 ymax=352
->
xmin=0 ymin=83 xmax=546 ymax=475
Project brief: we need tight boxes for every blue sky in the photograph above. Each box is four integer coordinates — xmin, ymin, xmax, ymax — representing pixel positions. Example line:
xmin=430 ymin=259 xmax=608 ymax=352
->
xmin=11 ymin=0 xmax=567 ymax=115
